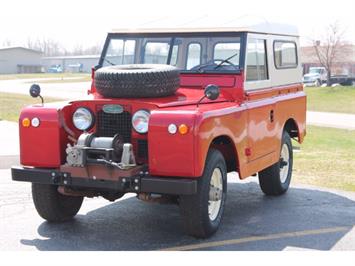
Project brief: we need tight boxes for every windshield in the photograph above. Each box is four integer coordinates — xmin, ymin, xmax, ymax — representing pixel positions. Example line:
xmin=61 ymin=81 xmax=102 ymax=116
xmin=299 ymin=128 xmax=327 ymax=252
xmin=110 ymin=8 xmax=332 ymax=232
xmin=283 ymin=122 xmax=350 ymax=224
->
xmin=309 ymin=68 xmax=322 ymax=74
xmin=100 ymin=34 xmax=242 ymax=73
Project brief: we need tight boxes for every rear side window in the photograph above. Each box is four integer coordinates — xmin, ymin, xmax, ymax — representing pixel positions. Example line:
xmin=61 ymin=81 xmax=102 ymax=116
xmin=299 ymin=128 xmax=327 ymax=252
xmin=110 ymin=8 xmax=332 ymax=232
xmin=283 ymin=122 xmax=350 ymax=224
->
xmin=274 ymin=41 xmax=297 ymax=68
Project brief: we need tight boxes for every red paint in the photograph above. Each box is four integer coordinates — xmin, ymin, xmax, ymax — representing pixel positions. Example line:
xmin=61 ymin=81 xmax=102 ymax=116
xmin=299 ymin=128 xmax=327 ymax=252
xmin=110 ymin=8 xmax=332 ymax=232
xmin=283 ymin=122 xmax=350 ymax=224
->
xmin=245 ymin=148 xmax=252 ymax=156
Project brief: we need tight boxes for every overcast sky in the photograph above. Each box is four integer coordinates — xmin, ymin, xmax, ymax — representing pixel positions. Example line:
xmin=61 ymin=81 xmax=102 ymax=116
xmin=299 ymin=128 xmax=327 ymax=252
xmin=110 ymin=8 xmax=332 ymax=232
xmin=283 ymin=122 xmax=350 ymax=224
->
xmin=0 ymin=0 xmax=354 ymax=50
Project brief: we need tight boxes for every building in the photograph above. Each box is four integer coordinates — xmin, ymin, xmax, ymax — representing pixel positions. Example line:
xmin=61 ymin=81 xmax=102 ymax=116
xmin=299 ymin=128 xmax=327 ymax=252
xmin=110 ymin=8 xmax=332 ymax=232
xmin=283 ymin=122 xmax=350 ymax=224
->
xmin=42 ymin=55 xmax=100 ymax=73
xmin=301 ymin=44 xmax=355 ymax=76
xmin=0 ymin=47 xmax=43 ymax=74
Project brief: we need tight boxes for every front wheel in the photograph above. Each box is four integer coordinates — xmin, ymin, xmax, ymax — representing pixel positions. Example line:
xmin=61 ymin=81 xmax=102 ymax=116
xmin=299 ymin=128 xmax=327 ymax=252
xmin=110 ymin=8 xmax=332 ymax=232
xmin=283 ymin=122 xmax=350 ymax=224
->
xmin=32 ymin=183 xmax=83 ymax=222
xmin=179 ymin=149 xmax=227 ymax=238
xmin=258 ymin=132 xmax=293 ymax=196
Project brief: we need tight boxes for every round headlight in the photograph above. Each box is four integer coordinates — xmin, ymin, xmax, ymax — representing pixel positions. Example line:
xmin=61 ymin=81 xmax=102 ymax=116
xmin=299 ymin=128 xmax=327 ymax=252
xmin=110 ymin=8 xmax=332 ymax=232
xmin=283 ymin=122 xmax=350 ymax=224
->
xmin=72 ymin=107 xmax=94 ymax=131
xmin=132 ymin=110 xmax=150 ymax=134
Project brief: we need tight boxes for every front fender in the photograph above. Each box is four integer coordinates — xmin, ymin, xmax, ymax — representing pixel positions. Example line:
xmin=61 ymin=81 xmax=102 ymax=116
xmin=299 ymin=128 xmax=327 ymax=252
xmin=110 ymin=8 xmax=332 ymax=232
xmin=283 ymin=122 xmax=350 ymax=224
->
xmin=194 ymin=103 xmax=248 ymax=177
xmin=148 ymin=103 xmax=248 ymax=179
xmin=148 ymin=109 xmax=197 ymax=177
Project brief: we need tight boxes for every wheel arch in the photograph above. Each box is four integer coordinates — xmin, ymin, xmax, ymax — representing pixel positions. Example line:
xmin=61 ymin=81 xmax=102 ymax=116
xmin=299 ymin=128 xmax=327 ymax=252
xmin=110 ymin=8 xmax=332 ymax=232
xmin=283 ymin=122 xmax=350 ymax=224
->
xmin=209 ymin=135 xmax=240 ymax=174
xmin=283 ymin=118 xmax=300 ymax=142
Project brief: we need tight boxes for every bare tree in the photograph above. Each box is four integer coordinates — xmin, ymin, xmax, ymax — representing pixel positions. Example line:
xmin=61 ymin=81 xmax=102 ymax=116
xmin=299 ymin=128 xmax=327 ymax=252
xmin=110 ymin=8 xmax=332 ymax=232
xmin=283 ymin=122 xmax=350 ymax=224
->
xmin=83 ymin=43 xmax=102 ymax=55
xmin=312 ymin=21 xmax=347 ymax=86
xmin=2 ymin=39 xmax=12 ymax=47
xmin=25 ymin=36 xmax=102 ymax=56
xmin=26 ymin=37 xmax=66 ymax=56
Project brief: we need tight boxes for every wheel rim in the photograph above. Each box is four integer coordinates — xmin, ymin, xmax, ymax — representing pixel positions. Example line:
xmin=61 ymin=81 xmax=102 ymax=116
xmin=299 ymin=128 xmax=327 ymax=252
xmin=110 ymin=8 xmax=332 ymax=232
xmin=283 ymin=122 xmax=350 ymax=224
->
xmin=208 ymin=168 xmax=223 ymax=221
xmin=279 ymin=143 xmax=290 ymax=183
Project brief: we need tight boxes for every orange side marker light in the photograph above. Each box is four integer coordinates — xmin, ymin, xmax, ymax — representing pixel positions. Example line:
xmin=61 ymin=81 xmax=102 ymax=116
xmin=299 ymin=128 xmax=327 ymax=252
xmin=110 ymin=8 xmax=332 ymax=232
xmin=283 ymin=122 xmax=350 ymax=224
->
xmin=179 ymin=124 xmax=189 ymax=135
xmin=22 ymin=118 xmax=30 ymax=127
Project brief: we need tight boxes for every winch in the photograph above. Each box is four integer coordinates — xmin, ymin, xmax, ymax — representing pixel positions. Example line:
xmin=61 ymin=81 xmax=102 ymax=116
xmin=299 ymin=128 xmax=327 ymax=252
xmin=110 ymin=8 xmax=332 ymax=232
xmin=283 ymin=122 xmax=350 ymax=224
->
xmin=66 ymin=133 xmax=136 ymax=169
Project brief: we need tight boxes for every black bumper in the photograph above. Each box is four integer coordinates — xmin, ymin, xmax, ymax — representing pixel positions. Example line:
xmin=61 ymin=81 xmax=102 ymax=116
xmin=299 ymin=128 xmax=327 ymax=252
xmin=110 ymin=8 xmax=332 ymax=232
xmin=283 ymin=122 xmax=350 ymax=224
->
xmin=11 ymin=166 xmax=197 ymax=195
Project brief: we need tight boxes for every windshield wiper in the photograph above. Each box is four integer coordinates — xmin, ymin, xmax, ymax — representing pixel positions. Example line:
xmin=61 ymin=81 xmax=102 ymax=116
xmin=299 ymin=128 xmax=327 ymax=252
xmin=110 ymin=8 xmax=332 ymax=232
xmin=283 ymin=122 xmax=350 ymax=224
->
xmin=214 ymin=52 xmax=239 ymax=70
xmin=103 ymin=58 xmax=115 ymax=66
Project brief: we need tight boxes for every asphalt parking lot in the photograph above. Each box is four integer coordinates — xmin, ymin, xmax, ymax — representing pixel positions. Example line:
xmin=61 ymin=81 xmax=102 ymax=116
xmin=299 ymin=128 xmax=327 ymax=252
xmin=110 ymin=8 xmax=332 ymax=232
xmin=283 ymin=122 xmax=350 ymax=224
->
xmin=1 ymin=165 xmax=355 ymax=251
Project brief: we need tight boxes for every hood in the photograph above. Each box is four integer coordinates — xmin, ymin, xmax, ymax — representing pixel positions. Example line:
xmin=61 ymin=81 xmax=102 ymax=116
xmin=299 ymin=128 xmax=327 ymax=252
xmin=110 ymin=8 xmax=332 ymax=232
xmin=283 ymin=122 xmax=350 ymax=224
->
xmin=95 ymin=87 xmax=230 ymax=108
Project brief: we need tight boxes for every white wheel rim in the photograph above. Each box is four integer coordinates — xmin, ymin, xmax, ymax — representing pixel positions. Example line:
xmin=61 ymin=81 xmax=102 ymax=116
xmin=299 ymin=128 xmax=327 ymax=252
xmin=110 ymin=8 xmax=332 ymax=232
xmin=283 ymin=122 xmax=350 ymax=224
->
xmin=280 ymin=143 xmax=290 ymax=183
xmin=208 ymin=168 xmax=223 ymax=221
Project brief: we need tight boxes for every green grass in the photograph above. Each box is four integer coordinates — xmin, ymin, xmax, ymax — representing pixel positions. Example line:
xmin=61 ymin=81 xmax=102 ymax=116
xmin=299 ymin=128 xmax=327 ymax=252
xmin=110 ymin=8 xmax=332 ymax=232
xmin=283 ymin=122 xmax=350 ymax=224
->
xmin=0 ymin=92 xmax=62 ymax=122
xmin=0 ymin=73 xmax=90 ymax=81
xmin=293 ymin=126 xmax=355 ymax=192
xmin=305 ymin=86 xmax=355 ymax=114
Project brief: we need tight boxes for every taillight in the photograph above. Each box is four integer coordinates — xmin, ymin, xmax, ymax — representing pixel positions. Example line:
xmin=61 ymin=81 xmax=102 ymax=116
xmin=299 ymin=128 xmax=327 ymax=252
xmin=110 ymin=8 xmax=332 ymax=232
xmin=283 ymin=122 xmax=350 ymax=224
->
xmin=88 ymin=66 xmax=96 ymax=95
xmin=91 ymin=66 xmax=95 ymax=80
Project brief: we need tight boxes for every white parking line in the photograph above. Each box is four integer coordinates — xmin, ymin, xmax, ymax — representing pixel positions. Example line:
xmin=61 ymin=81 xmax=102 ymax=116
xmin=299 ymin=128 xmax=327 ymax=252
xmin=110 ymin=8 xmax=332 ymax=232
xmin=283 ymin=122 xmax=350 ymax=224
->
xmin=161 ymin=226 xmax=350 ymax=251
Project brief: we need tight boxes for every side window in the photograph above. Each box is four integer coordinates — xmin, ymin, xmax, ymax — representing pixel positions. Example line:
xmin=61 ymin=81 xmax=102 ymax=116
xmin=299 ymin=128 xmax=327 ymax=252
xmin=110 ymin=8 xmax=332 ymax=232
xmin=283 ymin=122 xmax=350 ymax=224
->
xmin=186 ymin=43 xmax=201 ymax=70
xmin=246 ymin=39 xmax=268 ymax=81
xmin=274 ymin=41 xmax=297 ymax=68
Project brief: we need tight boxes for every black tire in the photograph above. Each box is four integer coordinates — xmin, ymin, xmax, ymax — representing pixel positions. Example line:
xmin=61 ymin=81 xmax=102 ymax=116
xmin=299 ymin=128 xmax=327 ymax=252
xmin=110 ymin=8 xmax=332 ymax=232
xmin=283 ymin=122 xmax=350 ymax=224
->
xmin=258 ymin=132 xmax=293 ymax=196
xmin=94 ymin=64 xmax=180 ymax=98
xmin=32 ymin=183 xmax=83 ymax=222
xmin=179 ymin=149 xmax=227 ymax=238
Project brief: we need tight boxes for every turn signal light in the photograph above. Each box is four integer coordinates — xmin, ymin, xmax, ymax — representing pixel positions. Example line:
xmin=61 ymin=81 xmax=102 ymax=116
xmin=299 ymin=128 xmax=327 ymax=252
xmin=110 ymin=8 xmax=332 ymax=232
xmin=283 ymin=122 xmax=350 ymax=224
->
xmin=22 ymin=118 xmax=30 ymax=127
xmin=178 ymin=124 xmax=189 ymax=135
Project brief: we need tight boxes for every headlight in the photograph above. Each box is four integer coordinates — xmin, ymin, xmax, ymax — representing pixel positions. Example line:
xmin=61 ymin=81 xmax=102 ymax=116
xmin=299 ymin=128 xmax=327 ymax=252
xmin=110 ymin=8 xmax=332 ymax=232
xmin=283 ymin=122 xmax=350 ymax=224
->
xmin=132 ymin=110 xmax=150 ymax=134
xmin=72 ymin=107 xmax=94 ymax=131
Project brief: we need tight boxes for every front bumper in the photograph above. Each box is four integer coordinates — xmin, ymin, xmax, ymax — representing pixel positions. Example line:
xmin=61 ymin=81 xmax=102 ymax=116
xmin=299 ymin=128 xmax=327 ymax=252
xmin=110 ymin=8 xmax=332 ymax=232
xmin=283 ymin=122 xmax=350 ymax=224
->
xmin=11 ymin=166 xmax=197 ymax=195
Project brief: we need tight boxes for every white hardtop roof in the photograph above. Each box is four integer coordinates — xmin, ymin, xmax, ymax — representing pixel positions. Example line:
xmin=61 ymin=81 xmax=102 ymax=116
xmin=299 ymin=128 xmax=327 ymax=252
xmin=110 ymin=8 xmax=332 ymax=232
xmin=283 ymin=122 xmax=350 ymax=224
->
xmin=111 ymin=16 xmax=299 ymax=36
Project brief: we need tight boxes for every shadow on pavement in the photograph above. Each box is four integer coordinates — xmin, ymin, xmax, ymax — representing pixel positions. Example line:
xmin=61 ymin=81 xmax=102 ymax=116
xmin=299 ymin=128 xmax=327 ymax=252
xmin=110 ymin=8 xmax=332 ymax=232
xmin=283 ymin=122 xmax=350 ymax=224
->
xmin=20 ymin=182 xmax=355 ymax=250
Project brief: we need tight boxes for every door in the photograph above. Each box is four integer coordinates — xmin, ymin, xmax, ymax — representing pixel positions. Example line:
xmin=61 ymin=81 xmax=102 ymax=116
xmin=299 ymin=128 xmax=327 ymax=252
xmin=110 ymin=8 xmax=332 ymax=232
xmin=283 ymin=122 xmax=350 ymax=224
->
xmin=244 ymin=35 xmax=277 ymax=162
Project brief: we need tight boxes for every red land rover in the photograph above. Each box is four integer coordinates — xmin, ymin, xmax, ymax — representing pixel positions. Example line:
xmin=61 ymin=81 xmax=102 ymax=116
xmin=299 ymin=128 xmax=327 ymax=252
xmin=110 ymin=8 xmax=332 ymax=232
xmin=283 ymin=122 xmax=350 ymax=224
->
xmin=12 ymin=23 xmax=306 ymax=238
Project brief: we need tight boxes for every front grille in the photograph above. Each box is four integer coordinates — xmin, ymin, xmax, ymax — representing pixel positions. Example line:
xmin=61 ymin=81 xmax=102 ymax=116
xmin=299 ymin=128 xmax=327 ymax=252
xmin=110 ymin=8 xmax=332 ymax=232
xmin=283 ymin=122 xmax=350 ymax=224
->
xmin=96 ymin=110 xmax=132 ymax=142
xmin=137 ymin=139 xmax=148 ymax=159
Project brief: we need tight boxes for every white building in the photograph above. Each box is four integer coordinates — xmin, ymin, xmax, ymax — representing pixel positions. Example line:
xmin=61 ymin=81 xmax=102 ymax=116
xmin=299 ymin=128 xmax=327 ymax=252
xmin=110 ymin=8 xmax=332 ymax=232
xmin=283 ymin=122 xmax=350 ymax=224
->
xmin=0 ymin=47 xmax=43 ymax=74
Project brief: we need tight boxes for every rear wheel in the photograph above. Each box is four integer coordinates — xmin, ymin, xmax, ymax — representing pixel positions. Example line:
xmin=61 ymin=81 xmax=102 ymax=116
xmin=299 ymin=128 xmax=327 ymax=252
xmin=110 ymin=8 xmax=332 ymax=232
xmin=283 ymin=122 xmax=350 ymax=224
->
xmin=179 ymin=149 xmax=227 ymax=238
xmin=258 ymin=132 xmax=293 ymax=196
xmin=32 ymin=183 xmax=83 ymax=222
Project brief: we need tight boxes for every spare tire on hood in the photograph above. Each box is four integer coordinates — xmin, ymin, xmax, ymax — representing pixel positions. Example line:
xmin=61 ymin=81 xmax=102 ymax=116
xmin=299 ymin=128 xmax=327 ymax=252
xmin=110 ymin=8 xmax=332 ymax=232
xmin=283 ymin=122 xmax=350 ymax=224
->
xmin=94 ymin=64 xmax=180 ymax=98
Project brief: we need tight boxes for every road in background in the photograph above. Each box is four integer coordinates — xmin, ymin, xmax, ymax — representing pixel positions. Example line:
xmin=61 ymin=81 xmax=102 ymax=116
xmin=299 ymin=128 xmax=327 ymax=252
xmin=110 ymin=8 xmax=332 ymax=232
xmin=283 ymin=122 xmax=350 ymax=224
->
xmin=307 ymin=111 xmax=355 ymax=130
xmin=0 ymin=78 xmax=91 ymax=99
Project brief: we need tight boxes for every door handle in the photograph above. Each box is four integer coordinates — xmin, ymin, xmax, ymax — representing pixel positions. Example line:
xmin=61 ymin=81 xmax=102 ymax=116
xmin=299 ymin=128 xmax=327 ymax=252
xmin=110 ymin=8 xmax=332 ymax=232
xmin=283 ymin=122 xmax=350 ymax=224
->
xmin=270 ymin=110 xmax=274 ymax=123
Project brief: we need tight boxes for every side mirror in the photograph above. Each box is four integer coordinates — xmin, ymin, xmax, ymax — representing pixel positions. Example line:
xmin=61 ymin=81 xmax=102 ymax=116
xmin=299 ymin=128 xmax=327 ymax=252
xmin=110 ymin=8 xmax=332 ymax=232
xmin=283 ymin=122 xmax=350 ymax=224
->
xmin=29 ymin=84 xmax=44 ymax=104
xmin=204 ymin=84 xmax=220 ymax=100
xmin=29 ymin=84 xmax=41 ymax=98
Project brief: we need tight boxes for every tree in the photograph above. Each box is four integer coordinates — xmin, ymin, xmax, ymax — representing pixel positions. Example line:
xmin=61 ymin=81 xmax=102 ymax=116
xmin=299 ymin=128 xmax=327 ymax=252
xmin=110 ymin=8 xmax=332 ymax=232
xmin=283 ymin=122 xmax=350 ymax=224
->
xmin=312 ymin=21 xmax=347 ymax=86
xmin=26 ymin=37 xmax=66 ymax=56
xmin=2 ymin=39 xmax=12 ymax=47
